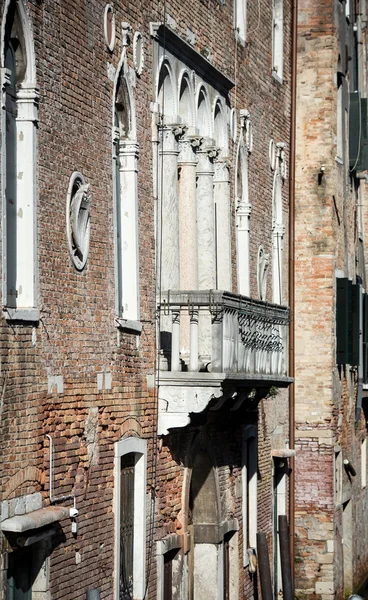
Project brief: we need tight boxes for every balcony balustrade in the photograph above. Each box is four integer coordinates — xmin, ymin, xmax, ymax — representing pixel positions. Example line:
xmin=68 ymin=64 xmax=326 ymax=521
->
xmin=158 ymin=290 xmax=289 ymax=377
xmin=157 ymin=290 xmax=290 ymax=434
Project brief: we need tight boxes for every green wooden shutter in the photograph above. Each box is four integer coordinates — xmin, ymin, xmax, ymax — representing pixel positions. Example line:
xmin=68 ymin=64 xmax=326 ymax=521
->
xmin=336 ymin=278 xmax=350 ymax=364
xmin=351 ymin=283 xmax=360 ymax=366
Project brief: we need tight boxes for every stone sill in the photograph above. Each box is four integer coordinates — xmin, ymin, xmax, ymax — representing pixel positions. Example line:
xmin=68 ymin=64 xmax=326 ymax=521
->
xmin=272 ymin=70 xmax=283 ymax=85
xmin=1 ymin=506 xmax=69 ymax=533
xmin=115 ymin=317 xmax=142 ymax=334
xmin=3 ymin=307 xmax=40 ymax=322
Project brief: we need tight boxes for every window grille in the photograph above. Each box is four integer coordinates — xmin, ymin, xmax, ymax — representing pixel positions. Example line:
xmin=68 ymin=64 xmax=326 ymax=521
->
xmin=120 ymin=454 xmax=135 ymax=599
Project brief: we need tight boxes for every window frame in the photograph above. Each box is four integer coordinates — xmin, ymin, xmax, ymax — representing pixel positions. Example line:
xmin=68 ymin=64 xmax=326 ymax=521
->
xmin=114 ymin=437 xmax=147 ymax=600
xmin=242 ymin=425 xmax=257 ymax=567
xmin=272 ymin=0 xmax=284 ymax=83
xmin=1 ymin=0 xmax=39 ymax=322
xmin=234 ymin=0 xmax=247 ymax=44
xmin=362 ymin=438 xmax=367 ymax=489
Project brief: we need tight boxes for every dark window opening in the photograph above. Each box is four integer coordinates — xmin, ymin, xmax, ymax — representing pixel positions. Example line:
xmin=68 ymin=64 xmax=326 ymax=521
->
xmin=120 ymin=453 xmax=136 ymax=600
xmin=7 ymin=548 xmax=32 ymax=600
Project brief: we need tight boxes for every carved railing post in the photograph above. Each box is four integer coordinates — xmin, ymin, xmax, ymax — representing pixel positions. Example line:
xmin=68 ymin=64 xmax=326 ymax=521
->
xmin=171 ymin=308 xmax=181 ymax=372
xmin=189 ymin=308 xmax=199 ymax=372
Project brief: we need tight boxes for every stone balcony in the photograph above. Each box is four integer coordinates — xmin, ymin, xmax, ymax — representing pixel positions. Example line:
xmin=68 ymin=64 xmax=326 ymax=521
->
xmin=157 ymin=290 xmax=291 ymax=434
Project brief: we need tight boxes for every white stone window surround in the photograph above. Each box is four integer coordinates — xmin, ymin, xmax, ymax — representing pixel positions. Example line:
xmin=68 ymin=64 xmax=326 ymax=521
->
xmin=1 ymin=0 xmax=39 ymax=323
xmin=242 ymin=424 xmax=257 ymax=567
xmin=334 ymin=446 xmax=342 ymax=506
xmin=362 ymin=438 xmax=367 ymax=489
xmin=272 ymin=0 xmax=284 ymax=83
xmin=112 ymin=48 xmax=141 ymax=333
xmin=272 ymin=458 xmax=287 ymax=598
xmin=234 ymin=0 xmax=247 ymax=45
xmin=114 ymin=436 xmax=147 ymax=600
xmin=336 ymin=72 xmax=344 ymax=164
xmin=345 ymin=0 xmax=351 ymax=22
xmin=156 ymin=535 xmax=184 ymax=600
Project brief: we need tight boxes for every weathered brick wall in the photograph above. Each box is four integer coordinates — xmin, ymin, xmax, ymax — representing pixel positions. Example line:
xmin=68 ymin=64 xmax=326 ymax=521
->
xmin=0 ymin=0 xmax=292 ymax=598
xmin=295 ymin=0 xmax=368 ymax=597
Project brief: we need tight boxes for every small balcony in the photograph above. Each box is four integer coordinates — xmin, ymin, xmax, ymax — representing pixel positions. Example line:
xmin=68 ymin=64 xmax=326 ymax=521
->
xmin=157 ymin=290 xmax=291 ymax=434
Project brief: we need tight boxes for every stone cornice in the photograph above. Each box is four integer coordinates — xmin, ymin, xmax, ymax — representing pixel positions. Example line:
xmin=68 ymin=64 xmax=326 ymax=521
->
xmin=150 ymin=23 xmax=235 ymax=96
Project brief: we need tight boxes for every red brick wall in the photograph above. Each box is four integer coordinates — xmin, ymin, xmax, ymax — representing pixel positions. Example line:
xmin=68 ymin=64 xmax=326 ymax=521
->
xmin=0 ymin=0 xmax=292 ymax=598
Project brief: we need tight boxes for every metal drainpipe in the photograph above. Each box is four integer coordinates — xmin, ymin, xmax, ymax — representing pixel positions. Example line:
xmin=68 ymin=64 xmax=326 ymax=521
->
xmin=289 ymin=0 xmax=298 ymax=582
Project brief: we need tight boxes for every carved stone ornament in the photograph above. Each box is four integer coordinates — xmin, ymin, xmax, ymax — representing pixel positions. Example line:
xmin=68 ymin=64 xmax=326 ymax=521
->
xmin=122 ymin=22 xmax=132 ymax=47
xmin=257 ymin=245 xmax=269 ymax=301
xmin=133 ymin=31 xmax=144 ymax=76
xmin=240 ymin=109 xmax=253 ymax=153
xmin=229 ymin=107 xmax=237 ymax=143
xmin=103 ymin=4 xmax=116 ymax=52
xmin=277 ymin=144 xmax=287 ymax=181
xmin=269 ymin=139 xmax=276 ymax=171
xmin=66 ymin=172 xmax=91 ymax=271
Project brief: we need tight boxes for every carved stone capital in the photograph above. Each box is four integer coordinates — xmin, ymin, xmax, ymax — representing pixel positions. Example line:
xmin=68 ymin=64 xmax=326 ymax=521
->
xmin=178 ymin=136 xmax=201 ymax=164
xmin=207 ymin=146 xmax=220 ymax=160
xmin=160 ymin=124 xmax=185 ymax=154
xmin=118 ymin=141 xmax=140 ymax=172
xmin=197 ymin=143 xmax=219 ymax=174
xmin=15 ymin=86 xmax=39 ymax=122
xmin=173 ymin=124 xmax=187 ymax=139
xmin=236 ymin=199 xmax=252 ymax=218
xmin=122 ymin=22 xmax=132 ymax=47
xmin=213 ymin=158 xmax=230 ymax=183
xmin=272 ymin=223 xmax=285 ymax=236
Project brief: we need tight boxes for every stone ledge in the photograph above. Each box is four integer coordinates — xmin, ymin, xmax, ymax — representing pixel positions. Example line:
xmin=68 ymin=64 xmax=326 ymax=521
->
xmin=1 ymin=506 xmax=69 ymax=533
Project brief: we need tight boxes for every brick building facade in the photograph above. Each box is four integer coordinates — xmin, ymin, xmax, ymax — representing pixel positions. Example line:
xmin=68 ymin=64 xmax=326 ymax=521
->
xmin=295 ymin=0 xmax=368 ymax=597
xmin=0 ymin=1 xmax=295 ymax=599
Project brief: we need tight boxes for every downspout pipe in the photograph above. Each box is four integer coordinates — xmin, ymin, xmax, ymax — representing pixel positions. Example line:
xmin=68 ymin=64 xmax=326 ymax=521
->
xmin=289 ymin=0 xmax=298 ymax=582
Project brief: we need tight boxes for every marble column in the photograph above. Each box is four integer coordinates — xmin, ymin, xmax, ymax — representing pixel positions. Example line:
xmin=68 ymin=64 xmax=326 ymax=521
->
xmin=158 ymin=124 xmax=185 ymax=291
xmin=196 ymin=143 xmax=218 ymax=289
xmin=178 ymin=136 xmax=201 ymax=369
xmin=157 ymin=124 xmax=184 ymax=370
xmin=196 ymin=142 xmax=218 ymax=366
xmin=214 ymin=158 xmax=231 ymax=291
xmin=178 ymin=136 xmax=201 ymax=290
xmin=236 ymin=198 xmax=252 ymax=297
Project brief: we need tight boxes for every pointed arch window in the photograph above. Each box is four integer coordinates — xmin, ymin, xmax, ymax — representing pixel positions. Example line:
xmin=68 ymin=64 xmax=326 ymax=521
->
xmin=1 ymin=0 xmax=39 ymax=320
xmin=113 ymin=65 xmax=140 ymax=330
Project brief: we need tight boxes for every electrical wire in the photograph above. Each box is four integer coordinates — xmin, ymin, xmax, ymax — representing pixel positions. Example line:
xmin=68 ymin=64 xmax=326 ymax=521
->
xmin=247 ymin=0 xmax=262 ymax=37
